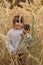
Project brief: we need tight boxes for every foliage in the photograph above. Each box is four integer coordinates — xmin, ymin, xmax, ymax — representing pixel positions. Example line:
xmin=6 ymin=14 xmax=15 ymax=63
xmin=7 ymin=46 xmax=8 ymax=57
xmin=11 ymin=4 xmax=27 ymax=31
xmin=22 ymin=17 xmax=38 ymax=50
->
xmin=0 ymin=0 xmax=43 ymax=65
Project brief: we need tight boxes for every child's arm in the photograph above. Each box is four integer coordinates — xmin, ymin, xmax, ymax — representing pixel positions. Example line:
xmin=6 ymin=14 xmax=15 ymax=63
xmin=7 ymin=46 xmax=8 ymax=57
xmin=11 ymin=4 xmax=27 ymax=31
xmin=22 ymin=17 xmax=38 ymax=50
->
xmin=6 ymin=38 xmax=14 ymax=52
xmin=6 ymin=31 xmax=14 ymax=52
xmin=6 ymin=42 xmax=14 ymax=52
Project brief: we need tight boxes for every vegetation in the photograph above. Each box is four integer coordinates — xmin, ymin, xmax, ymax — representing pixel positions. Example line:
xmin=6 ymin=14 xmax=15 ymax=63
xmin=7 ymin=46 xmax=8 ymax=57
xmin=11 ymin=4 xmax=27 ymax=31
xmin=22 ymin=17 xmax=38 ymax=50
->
xmin=0 ymin=0 xmax=43 ymax=65
xmin=41 ymin=0 xmax=43 ymax=5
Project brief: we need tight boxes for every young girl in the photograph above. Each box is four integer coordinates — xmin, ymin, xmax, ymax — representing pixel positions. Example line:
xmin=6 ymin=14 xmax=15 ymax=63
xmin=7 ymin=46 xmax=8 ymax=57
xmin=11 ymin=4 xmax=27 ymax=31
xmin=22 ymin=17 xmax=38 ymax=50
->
xmin=7 ymin=15 xmax=24 ymax=52
xmin=23 ymin=24 xmax=33 ymax=45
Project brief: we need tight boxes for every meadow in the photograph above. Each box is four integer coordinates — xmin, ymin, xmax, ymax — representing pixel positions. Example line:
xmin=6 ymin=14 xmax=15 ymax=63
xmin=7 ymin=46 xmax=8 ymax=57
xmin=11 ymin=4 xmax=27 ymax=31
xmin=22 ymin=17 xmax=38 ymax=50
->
xmin=0 ymin=0 xmax=43 ymax=65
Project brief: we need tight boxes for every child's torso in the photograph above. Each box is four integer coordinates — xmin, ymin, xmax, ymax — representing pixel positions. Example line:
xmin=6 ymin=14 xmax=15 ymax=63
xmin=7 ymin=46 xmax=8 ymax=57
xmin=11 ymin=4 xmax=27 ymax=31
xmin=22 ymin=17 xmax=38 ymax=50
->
xmin=7 ymin=29 xmax=23 ymax=48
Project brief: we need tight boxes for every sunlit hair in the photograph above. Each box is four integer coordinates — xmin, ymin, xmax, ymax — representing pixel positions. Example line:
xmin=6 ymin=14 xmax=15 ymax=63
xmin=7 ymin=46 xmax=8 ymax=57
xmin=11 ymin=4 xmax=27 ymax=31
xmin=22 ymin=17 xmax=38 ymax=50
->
xmin=13 ymin=15 xmax=24 ymax=25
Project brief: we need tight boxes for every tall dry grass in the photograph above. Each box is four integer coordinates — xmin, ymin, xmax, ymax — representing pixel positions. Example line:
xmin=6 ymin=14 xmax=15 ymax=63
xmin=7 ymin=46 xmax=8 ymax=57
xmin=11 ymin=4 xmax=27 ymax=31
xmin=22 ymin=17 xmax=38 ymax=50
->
xmin=0 ymin=0 xmax=43 ymax=65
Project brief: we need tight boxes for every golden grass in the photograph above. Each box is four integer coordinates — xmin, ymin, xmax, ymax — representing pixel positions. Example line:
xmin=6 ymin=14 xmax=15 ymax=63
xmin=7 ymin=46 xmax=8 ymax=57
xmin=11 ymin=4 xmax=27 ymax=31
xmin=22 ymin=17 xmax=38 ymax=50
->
xmin=0 ymin=34 xmax=14 ymax=65
xmin=0 ymin=0 xmax=43 ymax=65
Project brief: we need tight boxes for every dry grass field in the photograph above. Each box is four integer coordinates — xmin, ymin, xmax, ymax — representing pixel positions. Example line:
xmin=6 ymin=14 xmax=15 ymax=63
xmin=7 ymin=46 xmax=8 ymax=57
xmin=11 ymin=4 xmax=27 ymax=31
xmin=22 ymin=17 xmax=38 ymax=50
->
xmin=0 ymin=0 xmax=43 ymax=65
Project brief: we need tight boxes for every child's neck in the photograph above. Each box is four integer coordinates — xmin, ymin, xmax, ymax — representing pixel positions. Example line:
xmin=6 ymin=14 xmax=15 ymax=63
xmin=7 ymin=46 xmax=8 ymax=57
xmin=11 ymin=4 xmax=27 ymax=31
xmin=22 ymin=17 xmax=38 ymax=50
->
xmin=13 ymin=28 xmax=20 ymax=30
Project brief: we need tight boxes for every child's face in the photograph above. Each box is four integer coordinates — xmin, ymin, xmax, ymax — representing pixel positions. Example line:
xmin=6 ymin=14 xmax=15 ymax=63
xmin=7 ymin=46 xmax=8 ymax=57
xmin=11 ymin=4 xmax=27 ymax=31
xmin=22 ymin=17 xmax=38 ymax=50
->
xmin=14 ymin=21 xmax=23 ymax=30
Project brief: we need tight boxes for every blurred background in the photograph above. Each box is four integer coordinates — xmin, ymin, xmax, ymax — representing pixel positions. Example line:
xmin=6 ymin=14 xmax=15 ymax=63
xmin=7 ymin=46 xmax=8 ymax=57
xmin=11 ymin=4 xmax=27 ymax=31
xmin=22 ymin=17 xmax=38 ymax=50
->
xmin=0 ymin=0 xmax=43 ymax=65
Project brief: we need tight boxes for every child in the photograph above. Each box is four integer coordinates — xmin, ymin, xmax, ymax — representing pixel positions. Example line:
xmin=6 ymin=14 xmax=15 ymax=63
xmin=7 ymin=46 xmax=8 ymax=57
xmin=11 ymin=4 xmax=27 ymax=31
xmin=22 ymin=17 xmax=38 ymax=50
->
xmin=23 ymin=24 xmax=33 ymax=46
xmin=7 ymin=15 xmax=24 ymax=52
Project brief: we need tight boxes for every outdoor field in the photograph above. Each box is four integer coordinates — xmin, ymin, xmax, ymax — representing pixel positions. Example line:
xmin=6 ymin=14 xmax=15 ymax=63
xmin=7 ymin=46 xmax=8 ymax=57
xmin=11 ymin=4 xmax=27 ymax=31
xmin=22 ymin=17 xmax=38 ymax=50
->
xmin=0 ymin=0 xmax=43 ymax=65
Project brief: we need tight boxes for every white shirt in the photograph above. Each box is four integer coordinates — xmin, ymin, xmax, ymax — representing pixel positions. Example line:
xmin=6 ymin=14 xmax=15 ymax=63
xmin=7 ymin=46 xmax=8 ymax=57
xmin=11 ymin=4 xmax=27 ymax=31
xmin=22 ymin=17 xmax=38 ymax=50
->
xmin=7 ymin=29 xmax=23 ymax=52
xmin=24 ymin=33 xmax=33 ymax=44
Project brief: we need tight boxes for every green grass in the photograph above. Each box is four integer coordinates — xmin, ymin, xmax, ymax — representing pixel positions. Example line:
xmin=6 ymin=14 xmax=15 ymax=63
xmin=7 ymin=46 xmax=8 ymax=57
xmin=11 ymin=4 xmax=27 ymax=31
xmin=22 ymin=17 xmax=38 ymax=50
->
xmin=31 ymin=15 xmax=35 ymax=39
